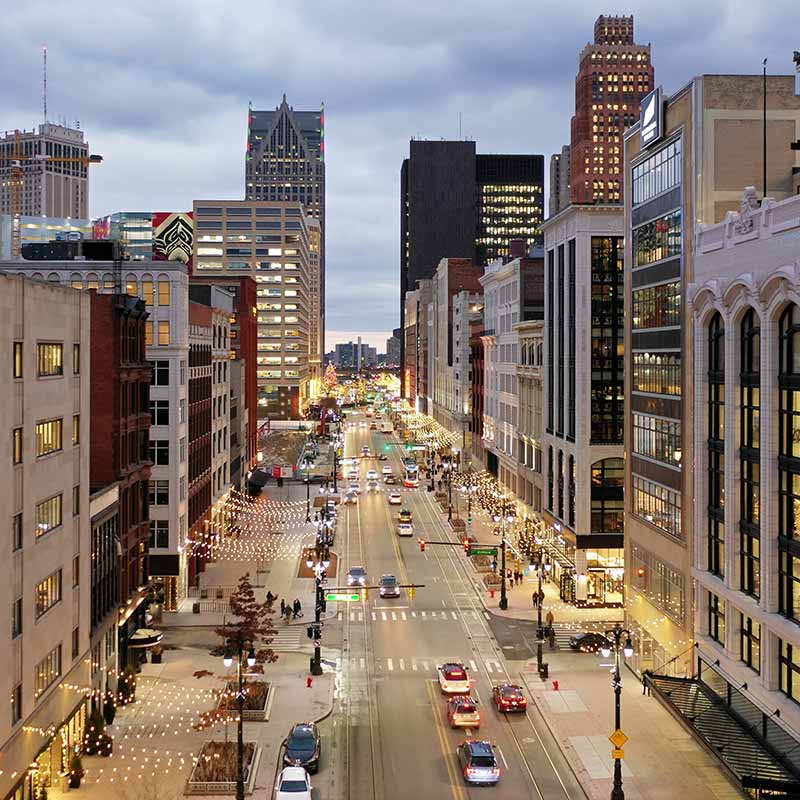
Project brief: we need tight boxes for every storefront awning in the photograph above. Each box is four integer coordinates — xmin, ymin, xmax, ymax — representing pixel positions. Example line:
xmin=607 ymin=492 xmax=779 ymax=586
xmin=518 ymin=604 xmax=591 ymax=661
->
xmin=128 ymin=628 xmax=163 ymax=649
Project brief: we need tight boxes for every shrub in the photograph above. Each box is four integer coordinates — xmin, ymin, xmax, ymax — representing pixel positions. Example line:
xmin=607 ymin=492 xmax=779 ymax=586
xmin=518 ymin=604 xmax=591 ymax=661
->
xmin=103 ymin=693 xmax=116 ymax=725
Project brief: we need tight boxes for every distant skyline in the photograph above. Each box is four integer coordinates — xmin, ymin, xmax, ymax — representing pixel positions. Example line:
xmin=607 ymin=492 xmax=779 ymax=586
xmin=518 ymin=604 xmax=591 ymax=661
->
xmin=2 ymin=1 xmax=796 ymax=335
xmin=325 ymin=330 xmax=391 ymax=353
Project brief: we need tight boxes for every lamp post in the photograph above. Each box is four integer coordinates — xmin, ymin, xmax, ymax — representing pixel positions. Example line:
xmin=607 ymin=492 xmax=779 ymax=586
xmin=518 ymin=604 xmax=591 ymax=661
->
xmin=222 ymin=638 xmax=256 ymax=800
xmin=306 ymin=544 xmax=330 ymax=676
xmin=534 ymin=544 xmax=552 ymax=672
xmin=600 ymin=624 xmax=634 ymax=800
xmin=491 ymin=500 xmax=515 ymax=611
xmin=302 ymin=456 xmax=313 ymax=523
xmin=442 ymin=456 xmax=454 ymax=521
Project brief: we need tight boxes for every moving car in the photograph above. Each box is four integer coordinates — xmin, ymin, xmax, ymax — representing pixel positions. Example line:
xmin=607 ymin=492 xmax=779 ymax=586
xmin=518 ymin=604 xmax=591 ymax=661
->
xmin=437 ymin=662 xmax=470 ymax=694
xmin=361 ymin=445 xmax=370 ymax=455
xmin=569 ymin=632 xmax=612 ymax=654
xmin=343 ymin=491 xmax=358 ymax=506
xmin=447 ymin=696 xmax=481 ymax=729
xmin=347 ymin=469 xmax=359 ymax=481
xmin=397 ymin=522 xmax=413 ymax=537
xmin=384 ymin=475 xmax=397 ymax=485
xmin=366 ymin=470 xmax=378 ymax=480
xmin=387 ymin=492 xmax=402 ymax=505
xmin=366 ymin=480 xmax=380 ymax=493
xmin=381 ymin=465 xmax=393 ymax=475
xmin=456 ymin=740 xmax=500 ymax=786
xmin=347 ymin=566 xmax=367 ymax=587
xmin=282 ymin=722 xmax=321 ymax=773
xmin=379 ymin=574 xmax=400 ymax=598
xmin=377 ymin=453 xmax=388 ymax=461
xmin=491 ymin=683 xmax=528 ymax=712
xmin=369 ymin=422 xmax=378 ymax=430
xmin=275 ymin=767 xmax=312 ymax=800
xmin=348 ymin=481 xmax=361 ymax=495
xmin=399 ymin=508 xmax=413 ymax=524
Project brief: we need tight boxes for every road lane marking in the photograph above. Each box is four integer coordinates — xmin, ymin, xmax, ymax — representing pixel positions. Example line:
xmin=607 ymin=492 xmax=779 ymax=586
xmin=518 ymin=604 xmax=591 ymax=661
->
xmin=412 ymin=661 xmax=418 ymax=671
xmin=469 ymin=660 xmax=478 ymax=671
xmin=399 ymin=658 xmax=405 ymax=670
xmin=359 ymin=612 xmax=363 ymax=621
xmin=411 ymin=611 xmax=417 ymax=618
xmin=337 ymin=611 xmax=342 ymax=621
xmin=350 ymin=613 xmax=355 ymax=621
xmin=422 ymin=611 xmax=427 ymax=618
xmin=381 ymin=611 xmax=387 ymax=621
xmin=401 ymin=611 xmax=407 ymax=620
xmin=360 ymin=658 xmax=365 ymax=670
xmin=425 ymin=679 xmax=466 ymax=800
xmin=391 ymin=612 xmax=397 ymax=620
xmin=451 ymin=611 xmax=458 ymax=620
xmin=496 ymin=746 xmax=508 ymax=769
xmin=371 ymin=612 xmax=377 ymax=621
xmin=387 ymin=658 xmax=394 ymax=671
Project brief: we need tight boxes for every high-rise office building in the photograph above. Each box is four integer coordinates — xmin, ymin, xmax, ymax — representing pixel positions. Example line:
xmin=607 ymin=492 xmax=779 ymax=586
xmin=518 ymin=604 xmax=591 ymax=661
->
xmin=0 ymin=124 xmax=91 ymax=218
xmin=570 ymin=14 xmax=654 ymax=205
xmin=246 ymin=97 xmax=325 ymax=380
xmin=548 ymin=145 xmax=571 ymax=217
xmin=399 ymin=141 xmax=544 ymax=384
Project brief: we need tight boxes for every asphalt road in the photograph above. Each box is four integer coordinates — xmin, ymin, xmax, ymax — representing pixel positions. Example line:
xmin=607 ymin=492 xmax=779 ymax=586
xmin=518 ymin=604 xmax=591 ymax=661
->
xmin=317 ymin=413 xmax=586 ymax=800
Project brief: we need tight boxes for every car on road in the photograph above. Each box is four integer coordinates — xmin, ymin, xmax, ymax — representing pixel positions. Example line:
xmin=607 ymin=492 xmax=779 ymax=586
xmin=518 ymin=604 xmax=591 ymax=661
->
xmin=361 ymin=445 xmax=370 ymax=455
xmin=282 ymin=722 xmax=321 ymax=773
xmin=456 ymin=740 xmax=500 ymax=786
xmin=348 ymin=481 xmax=361 ymax=495
xmin=347 ymin=566 xmax=367 ymax=587
xmin=387 ymin=492 xmax=402 ymax=505
xmin=399 ymin=508 xmax=413 ymax=523
xmin=275 ymin=767 xmax=312 ymax=800
xmin=491 ymin=683 xmax=528 ymax=712
xmin=366 ymin=469 xmax=378 ymax=480
xmin=397 ymin=522 xmax=413 ymax=537
xmin=447 ymin=696 xmax=481 ymax=729
xmin=381 ymin=465 xmax=393 ymax=475
xmin=359 ymin=420 xmax=367 ymax=428
xmin=366 ymin=480 xmax=380 ymax=493
xmin=437 ymin=662 xmax=470 ymax=694
xmin=377 ymin=453 xmax=388 ymax=461
xmin=384 ymin=475 xmax=397 ymax=485
xmin=369 ymin=422 xmax=378 ymax=430
xmin=343 ymin=491 xmax=358 ymax=505
xmin=569 ymin=631 xmax=613 ymax=653
xmin=379 ymin=574 xmax=400 ymax=598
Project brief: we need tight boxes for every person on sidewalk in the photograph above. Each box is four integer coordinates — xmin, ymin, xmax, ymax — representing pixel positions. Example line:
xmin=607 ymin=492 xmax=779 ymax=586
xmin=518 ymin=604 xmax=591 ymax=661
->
xmin=266 ymin=590 xmax=275 ymax=610
xmin=539 ymin=588 xmax=545 ymax=606
xmin=532 ymin=591 xmax=539 ymax=610
xmin=548 ymin=627 xmax=556 ymax=649
xmin=293 ymin=598 xmax=303 ymax=619
xmin=280 ymin=598 xmax=286 ymax=618
xmin=545 ymin=609 xmax=554 ymax=630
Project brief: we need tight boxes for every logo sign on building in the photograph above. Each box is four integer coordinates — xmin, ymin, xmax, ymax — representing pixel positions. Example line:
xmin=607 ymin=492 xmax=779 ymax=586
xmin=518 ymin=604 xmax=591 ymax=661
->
xmin=153 ymin=212 xmax=194 ymax=268
xmin=640 ymin=88 xmax=663 ymax=148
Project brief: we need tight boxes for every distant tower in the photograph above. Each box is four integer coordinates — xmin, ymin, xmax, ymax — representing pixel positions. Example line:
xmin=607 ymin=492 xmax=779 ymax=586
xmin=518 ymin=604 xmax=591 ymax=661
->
xmin=569 ymin=14 xmax=654 ymax=204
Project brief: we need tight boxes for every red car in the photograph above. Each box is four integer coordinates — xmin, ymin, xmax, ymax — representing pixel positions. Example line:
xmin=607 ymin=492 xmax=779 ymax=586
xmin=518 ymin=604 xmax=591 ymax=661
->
xmin=491 ymin=683 xmax=527 ymax=712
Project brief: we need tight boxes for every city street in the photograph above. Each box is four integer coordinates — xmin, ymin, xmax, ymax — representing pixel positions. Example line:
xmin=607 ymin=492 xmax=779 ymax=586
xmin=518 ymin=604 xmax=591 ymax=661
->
xmin=319 ymin=414 xmax=585 ymax=800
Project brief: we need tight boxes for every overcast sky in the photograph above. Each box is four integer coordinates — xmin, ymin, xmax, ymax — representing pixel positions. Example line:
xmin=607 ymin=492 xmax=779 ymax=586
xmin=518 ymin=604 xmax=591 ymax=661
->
xmin=3 ymin=0 xmax=797 ymax=351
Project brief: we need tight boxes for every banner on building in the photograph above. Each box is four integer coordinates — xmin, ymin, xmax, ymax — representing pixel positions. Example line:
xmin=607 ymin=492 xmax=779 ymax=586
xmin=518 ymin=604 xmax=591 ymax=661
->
xmin=153 ymin=212 xmax=194 ymax=269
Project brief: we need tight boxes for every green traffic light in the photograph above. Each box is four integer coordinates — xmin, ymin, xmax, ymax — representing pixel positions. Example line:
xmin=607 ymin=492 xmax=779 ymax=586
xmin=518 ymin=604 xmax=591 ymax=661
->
xmin=384 ymin=444 xmax=391 ymax=452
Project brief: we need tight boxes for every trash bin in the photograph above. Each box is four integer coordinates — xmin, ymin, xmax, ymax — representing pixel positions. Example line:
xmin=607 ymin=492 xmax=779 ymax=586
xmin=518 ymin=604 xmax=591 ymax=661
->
xmin=192 ymin=602 xmax=200 ymax=614
xmin=539 ymin=662 xmax=549 ymax=679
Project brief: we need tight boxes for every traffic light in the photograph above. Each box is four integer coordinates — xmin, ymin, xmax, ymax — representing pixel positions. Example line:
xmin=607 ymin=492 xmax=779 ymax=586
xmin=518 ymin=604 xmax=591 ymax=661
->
xmin=384 ymin=443 xmax=391 ymax=452
xmin=419 ymin=538 xmax=426 ymax=552
xmin=307 ymin=626 xmax=314 ymax=639
xmin=491 ymin=559 xmax=498 ymax=572
xmin=463 ymin=540 xmax=472 ymax=557
xmin=405 ymin=443 xmax=412 ymax=451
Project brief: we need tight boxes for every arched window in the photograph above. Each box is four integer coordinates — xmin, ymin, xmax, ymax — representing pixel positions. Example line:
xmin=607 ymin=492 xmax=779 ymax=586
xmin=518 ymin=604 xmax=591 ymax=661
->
xmin=86 ymin=272 xmax=99 ymax=290
xmin=103 ymin=273 xmax=115 ymax=290
xmin=707 ymin=312 xmax=725 ymax=577
xmin=779 ymin=304 xmax=800 ymax=620
xmin=740 ymin=309 xmax=760 ymax=598
xmin=47 ymin=272 xmax=60 ymax=283
xmin=591 ymin=458 xmax=624 ymax=533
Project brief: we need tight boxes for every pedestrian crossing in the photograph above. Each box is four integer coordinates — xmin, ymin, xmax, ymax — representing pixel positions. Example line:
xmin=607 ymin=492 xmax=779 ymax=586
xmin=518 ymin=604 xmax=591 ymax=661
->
xmin=269 ymin=625 xmax=305 ymax=651
xmin=338 ymin=609 xmax=486 ymax=623
xmin=322 ymin=655 xmax=507 ymax=675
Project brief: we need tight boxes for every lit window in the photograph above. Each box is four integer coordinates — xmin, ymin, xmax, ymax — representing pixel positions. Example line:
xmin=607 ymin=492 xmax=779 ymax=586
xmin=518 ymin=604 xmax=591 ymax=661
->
xmin=35 ymin=418 xmax=63 ymax=457
xmin=35 ymin=494 xmax=62 ymax=537
xmin=158 ymin=321 xmax=170 ymax=345
xmin=158 ymin=282 xmax=170 ymax=306
xmin=37 ymin=342 xmax=63 ymax=377
xmin=13 ymin=427 xmax=23 ymax=464
xmin=13 ymin=342 xmax=22 ymax=378
xmin=142 ymin=280 xmax=154 ymax=306
xmin=35 ymin=570 xmax=62 ymax=618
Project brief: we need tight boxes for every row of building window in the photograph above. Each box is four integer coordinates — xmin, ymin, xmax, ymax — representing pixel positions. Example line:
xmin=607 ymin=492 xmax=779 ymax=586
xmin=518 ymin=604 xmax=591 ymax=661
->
xmin=632 ymin=210 xmax=682 ymax=268
xmin=631 ymin=138 xmax=681 ymax=206
xmin=632 ymin=475 xmax=682 ymax=539
xmin=631 ymin=545 xmax=685 ymax=625
xmin=145 ymin=321 xmax=171 ymax=347
xmin=632 ymin=352 xmax=681 ymax=396
xmin=632 ymin=281 xmax=681 ymax=329
xmin=632 ymin=413 xmax=681 ymax=467
xmin=13 ymin=342 xmax=80 ymax=379
xmin=12 ymin=416 xmax=80 ymax=464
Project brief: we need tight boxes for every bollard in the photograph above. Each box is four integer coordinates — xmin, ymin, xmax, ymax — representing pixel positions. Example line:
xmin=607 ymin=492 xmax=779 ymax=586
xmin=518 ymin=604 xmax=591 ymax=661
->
xmin=490 ymin=589 xmax=495 ymax=599
xmin=307 ymin=676 xmax=313 ymax=689
xmin=552 ymin=679 xmax=559 ymax=691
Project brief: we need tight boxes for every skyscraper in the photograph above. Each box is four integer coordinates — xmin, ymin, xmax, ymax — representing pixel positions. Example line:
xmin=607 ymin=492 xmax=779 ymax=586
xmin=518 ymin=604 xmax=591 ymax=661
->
xmin=246 ymin=97 xmax=325 ymax=383
xmin=569 ymin=14 xmax=654 ymax=204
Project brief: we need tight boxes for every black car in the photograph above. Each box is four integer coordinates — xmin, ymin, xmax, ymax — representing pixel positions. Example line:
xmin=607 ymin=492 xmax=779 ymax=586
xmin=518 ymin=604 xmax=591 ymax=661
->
xmin=283 ymin=722 xmax=321 ymax=773
xmin=569 ymin=632 xmax=612 ymax=653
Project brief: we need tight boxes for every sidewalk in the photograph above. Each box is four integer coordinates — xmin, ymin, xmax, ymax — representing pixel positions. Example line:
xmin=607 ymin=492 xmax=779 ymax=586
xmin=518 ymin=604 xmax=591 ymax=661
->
xmin=519 ymin=651 xmax=744 ymax=800
xmin=69 ymin=647 xmax=333 ymax=800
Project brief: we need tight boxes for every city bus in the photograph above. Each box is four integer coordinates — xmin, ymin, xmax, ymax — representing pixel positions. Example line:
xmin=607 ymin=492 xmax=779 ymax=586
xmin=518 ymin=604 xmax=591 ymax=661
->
xmin=403 ymin=462 xmax=420 ymax=488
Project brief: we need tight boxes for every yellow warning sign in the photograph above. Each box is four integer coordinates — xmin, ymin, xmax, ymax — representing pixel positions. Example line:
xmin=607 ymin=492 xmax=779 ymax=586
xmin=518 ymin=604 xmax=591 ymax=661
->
xmin=612 ymin=748 xmax=624 ymax=760
xmin=608 ymin=729 xmax=628 ymax=749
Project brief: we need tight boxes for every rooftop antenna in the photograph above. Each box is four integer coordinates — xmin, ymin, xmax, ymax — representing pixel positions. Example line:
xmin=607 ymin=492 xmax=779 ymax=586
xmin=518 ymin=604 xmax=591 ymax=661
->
xmin=42 ymin=45 xmax=47 ymax=125
xmin=762 ymin=58 xmax=767 ymax=201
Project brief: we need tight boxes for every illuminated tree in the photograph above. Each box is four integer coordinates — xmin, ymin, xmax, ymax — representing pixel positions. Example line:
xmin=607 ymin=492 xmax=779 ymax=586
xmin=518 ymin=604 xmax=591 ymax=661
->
xmin=322 ymin=362 xmax=338 ymax=394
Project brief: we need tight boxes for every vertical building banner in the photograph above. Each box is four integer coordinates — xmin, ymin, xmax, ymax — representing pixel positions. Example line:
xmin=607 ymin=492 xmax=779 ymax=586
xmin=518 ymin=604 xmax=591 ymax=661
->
xmin=153 ymin=212 xmax=194 ymax=272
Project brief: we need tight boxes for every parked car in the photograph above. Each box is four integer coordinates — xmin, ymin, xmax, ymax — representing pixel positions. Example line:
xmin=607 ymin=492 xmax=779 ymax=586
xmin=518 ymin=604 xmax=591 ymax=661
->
xmin=275 ymin=767 xmax=312 ymax=800
xmin=282 ymin=722 xmax=321 ymax=773
xmin=379 ymin=574 xmax=401 ymax=598
xmin=456 ymin=740 xmax=500 ymax=785
xmin=447 ymin=696 xmax=481 ymax=729
xmin=569 ymin=632 xmax=613 ymax=653
xmin=491 ymin=683 xmax=527 ymax=712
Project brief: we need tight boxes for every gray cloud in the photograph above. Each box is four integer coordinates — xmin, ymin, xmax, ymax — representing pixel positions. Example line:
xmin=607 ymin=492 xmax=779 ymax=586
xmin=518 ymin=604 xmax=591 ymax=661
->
xmin=3 ymin=0 xmax=798 ymax=341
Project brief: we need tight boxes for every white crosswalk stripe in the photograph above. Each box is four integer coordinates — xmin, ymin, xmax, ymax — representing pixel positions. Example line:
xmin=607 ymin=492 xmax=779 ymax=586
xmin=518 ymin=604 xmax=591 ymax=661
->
xmin=270 ymin=626 xmax=304 ymax=650
xmin=364 ymin=657 xmax=506 ymax=674
xmin=401 ymin=612 xmax=407 ymax=620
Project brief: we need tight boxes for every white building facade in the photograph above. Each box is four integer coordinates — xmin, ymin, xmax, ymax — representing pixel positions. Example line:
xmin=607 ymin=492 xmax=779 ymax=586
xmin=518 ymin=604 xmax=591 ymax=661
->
xmin=690 ymin=189 xmax=800 ymax=730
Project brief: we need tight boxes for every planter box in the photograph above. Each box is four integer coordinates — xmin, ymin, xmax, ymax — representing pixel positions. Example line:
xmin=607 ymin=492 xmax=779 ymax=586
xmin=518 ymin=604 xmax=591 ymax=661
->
xmin=185 ymin=743 xmax=260 ymax=796
xmin=218 ymin=681 xmax=271 ymax=722
xmin=449 ymin=518 xmax=466 ymax=532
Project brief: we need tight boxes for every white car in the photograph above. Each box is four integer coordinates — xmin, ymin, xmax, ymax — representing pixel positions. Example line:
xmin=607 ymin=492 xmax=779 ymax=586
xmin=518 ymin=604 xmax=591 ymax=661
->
xmin=438 ymin=662 xmax=471 ymax=694
xmin=275 ymin=767 xmax=312 ymax=800
xmin=366 ymin=469 xmax=378 ymax=480
xmin=348 ymin=481 xmax=361 ymax=494
xmin=347 ymin=470 xmax=359 ymax=481
xmin=397 ymin=522 xmax=414 ymax=537
xmin=381 ymin=465 xmax=393 ymax=476
xmin=388 ymin=492 xmax=402 ymax=505
xmin=366 ymin=480 xmax=380 ymax=493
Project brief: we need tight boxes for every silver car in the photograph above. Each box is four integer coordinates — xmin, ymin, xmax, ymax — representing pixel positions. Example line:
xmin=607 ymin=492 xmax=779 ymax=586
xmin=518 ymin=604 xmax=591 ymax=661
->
xmin=347 ymin=566 xmax=367 ymax=587
xmin=379 ymin=574 xmax=400 ymax=598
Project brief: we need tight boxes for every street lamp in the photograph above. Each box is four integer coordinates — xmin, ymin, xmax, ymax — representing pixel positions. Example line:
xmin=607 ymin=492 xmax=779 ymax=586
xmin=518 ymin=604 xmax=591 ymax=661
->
xmin=442 ymin=456 xmax=454 ymax=521
xmin=222 ymin=637 xmax=257 ymax=800
xmin=302 ymin=456 xmax=313 ymax=523
xmin=306 ymin=543 xmax=330 ymax=676
xmin=534 ymin=552 xmax=552 ymax=673
xmin=600 ymin=624 xmax=634 ymax=800
xmin=491 ymin=500 xmax=515 ymax=611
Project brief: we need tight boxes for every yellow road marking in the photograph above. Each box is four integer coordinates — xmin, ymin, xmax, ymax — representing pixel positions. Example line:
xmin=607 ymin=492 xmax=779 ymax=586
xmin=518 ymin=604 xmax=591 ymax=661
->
xmin=426 ymin=679 xmax=466 ymax=800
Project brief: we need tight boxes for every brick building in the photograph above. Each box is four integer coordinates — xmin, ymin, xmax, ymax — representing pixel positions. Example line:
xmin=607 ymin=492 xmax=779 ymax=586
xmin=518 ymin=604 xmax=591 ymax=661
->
xmin=569 ymin=14 xmax=654 ymax=204
xmin=89 ymin=292 xmax=152 ymax=672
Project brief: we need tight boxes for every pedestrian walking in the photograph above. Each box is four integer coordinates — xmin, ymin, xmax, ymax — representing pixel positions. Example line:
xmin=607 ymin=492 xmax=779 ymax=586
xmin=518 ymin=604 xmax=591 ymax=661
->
xmin=284 ymin=605 xmax=292 ymax=624
xmin=293 ymin=598 xmax=303 ymax=619
xmin=266 ymin=590 xmax=275 ymax=609
xmin=539 ymin=588 xmax=545 ymax=606
xmin=545 ymin=609 xmax=554 ymax=630
xmin=280 ymin=598 xmax=286 ymax=618
xmin=532 ymin=592 xmax=539 ymax=610
xmin=548 ymin=627 xmax=556 ymax=649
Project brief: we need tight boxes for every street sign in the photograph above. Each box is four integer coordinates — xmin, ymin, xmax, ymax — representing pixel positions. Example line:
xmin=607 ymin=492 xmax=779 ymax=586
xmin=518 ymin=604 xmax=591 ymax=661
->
xmin=612 ymin=748 xmax=624 ymax=760
xmin=608 ymin=730 xmax=628 ymax=749
xmin=326 ymin=592 xmax=360 ymax=602
xmin=471 ymin=547 xmax=498 ymax=556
